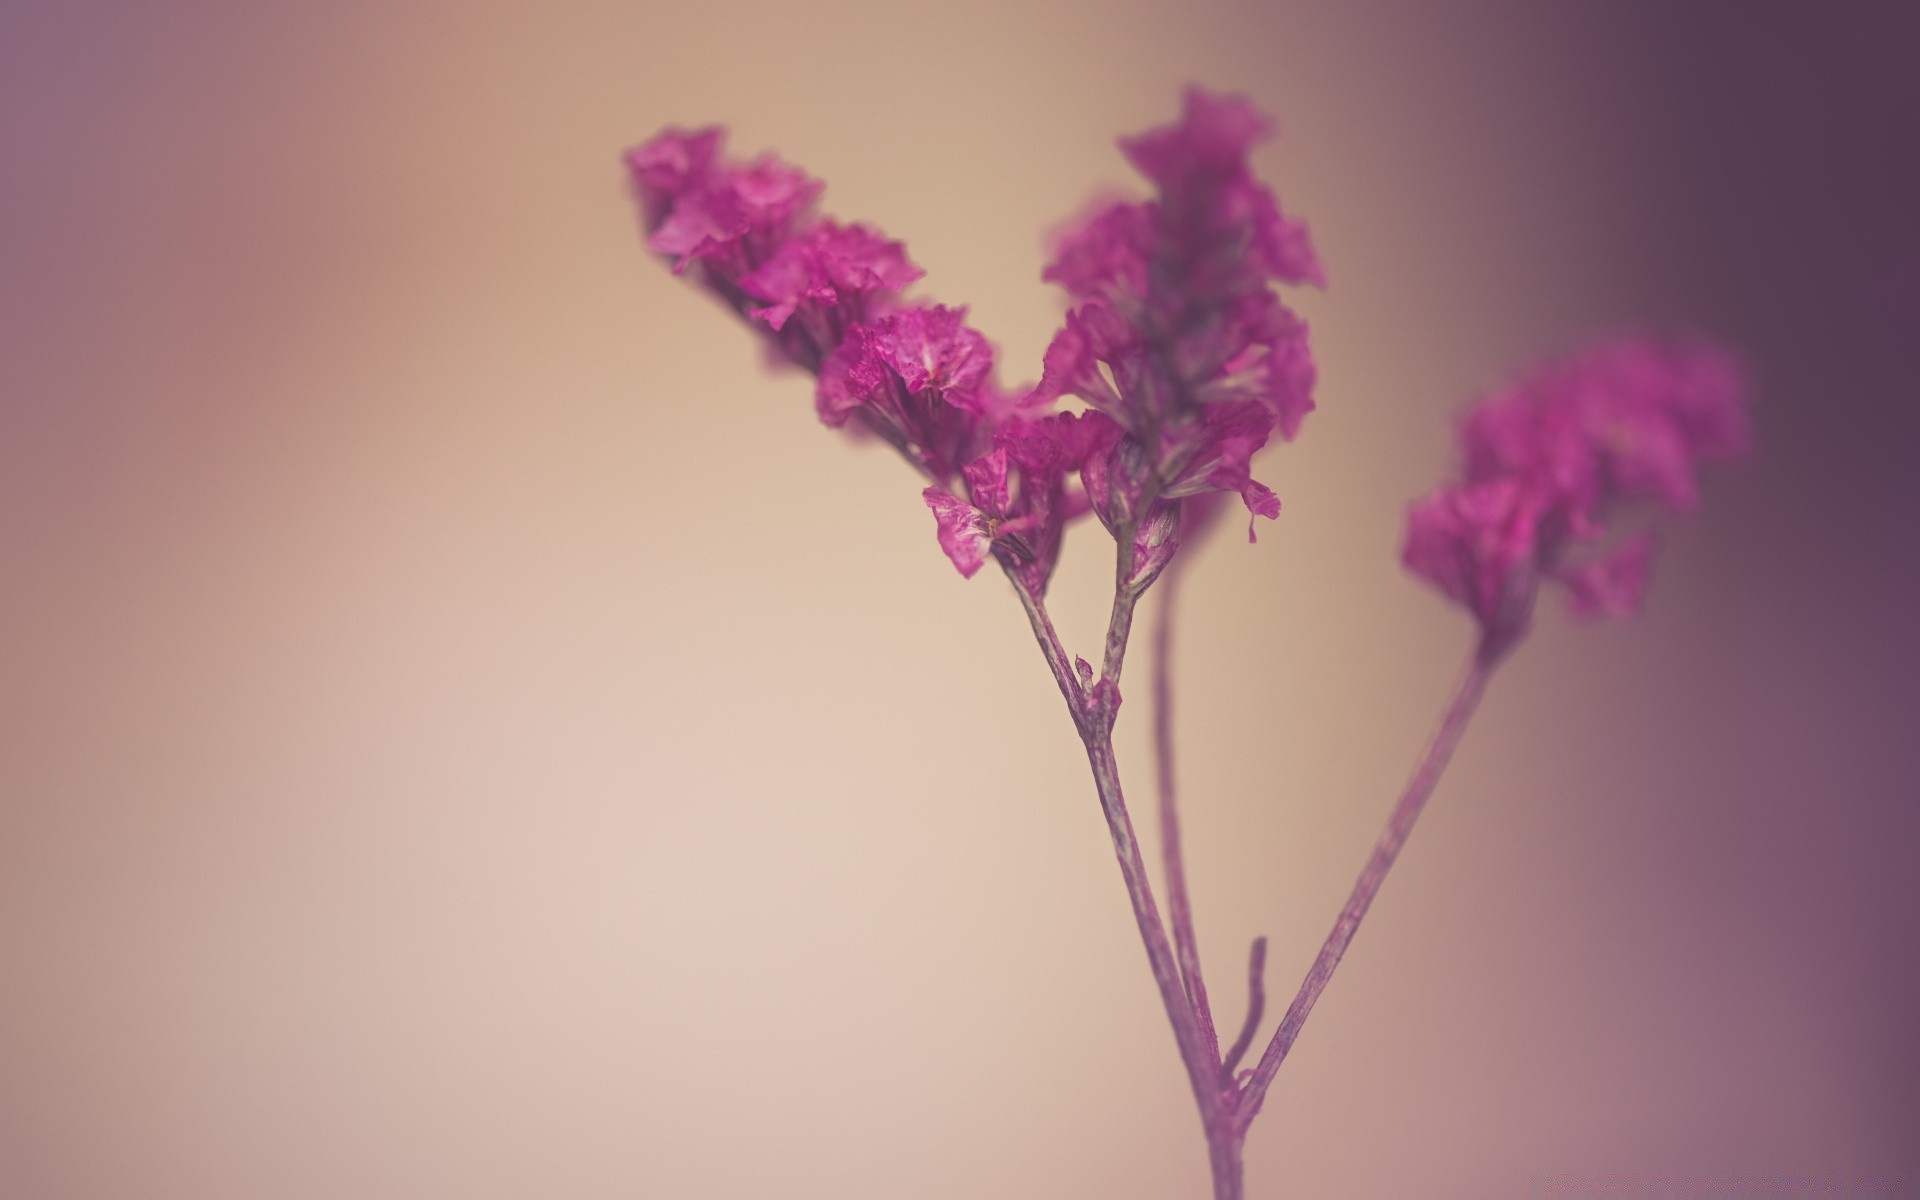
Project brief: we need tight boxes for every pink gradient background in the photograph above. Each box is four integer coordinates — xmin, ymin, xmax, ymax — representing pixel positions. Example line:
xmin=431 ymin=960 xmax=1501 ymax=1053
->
xmin=2 ymin=2 xmax=1915 ymax=1196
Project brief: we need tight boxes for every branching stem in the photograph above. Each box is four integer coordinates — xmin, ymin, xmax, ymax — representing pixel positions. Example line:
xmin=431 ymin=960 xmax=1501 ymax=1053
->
xmin=1234 ymin=644 xmax=1498 ymax=1128
xmin=1013 ymin=532 xmax=1501 ymax=1197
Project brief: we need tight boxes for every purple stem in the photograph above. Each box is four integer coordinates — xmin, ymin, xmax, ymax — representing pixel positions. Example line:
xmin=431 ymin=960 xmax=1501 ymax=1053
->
xmin=1007 ymin=566 xmax=1238 ymax=1195
xmin=1082 ymin=734 xmax=1219 ymax=1117
xmin=1151 ymin=562 xmax=1221 ymax=1064
xmin=1234 ymin=644 xmax=1497 ymax=1128
xmin=1010 ymin=575 xmax=1084 ymax=713
xmin=1207 ymin=1134 xmax=1245 ymax=1200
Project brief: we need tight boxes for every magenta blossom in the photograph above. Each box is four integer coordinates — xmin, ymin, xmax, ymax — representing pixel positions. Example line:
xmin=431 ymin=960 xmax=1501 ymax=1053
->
xmin=1405 ymin=336 xmax=1749 ymax=652
xmin=648 ymin=153 xmax=820 ymax=278
xmin=626 ymin=128 xmax=915 ymax=373
xmin=625 ymin=126 xmax=724 ymax=232
xmin=817 ymin=303 xmax=1007 ymax=484
xmin=739 ymin=220 xmax=923 ymax=356
xmin=921 ymin=412 xmax=1093 ymax=594
xmin=1035 ymin=87 xmax=1322 ymax=544
xmin=626 ymin=126 xmax=1086 ymax=584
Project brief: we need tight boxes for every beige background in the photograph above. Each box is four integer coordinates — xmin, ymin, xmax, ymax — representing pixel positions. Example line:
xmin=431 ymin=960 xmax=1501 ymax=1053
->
xmin=3 ymin=1 xmax=1913 ymax=1196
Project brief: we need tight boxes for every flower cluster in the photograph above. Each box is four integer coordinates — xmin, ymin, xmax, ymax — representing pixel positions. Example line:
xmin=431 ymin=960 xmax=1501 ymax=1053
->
xmin=627 ymin=88 xmax=1322 ymax=597
xmin=1034 ymin=88 xmax=1324 ymax=570
xmin=627 ymin=125 xmax=1091 ymax=593
xmin=1403 ymin=337 xmax=1750 ymax=652
xmin=626 ymin=126 xmax=915 ymax=374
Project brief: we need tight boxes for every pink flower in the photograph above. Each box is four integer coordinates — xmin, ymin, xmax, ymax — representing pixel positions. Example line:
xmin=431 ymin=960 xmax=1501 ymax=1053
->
xmin=626 ymin=129 xmax=925 ymax=374
xmin=1042 ymin=200 xmax=1156 ymax=302
xmin=1559 ymin=534 xmax=1656 ymax=620
xmin=1037 ymin=88 xmax=1323 ymax=542
xmin=1186 ymin=291 xmax=1316 ymax=440
xmin=923 ymin=485 xmax=995 ymax=580
xmin=1120 ymin=88 xmax=1325 ymax=291
xmin=1120 ymin=88 xmax=1270 ymax=188
xmin=922 ymin=413 xmax=1092 ymax=593
xmin=1035 ymin=299 xmax=1140 ymax=412
xmin=624 ymin=126 xmax=724 ymax=231
xmin=867 ymin=305 xmax=994 ymax=406
xmin=1407 ymin=336 xmax=1749 ymax=647
xmin=739 ymin=220 xmax=922 ymax=337
xmin=990 ymin=412 xmax=1094 ymax=593
xmin=1403 ymin=479 xmax=1547 ymax=641
xmin=1462 ymin=338 xmax=1749 ymax=526
xmin=646 ymin=154 xmax=821 ymax=277
xmin=818 ymin=305 xmax=1000 ymax=483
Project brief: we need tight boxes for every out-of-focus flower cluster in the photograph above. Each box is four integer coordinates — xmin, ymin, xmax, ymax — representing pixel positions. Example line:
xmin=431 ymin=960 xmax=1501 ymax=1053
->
xmin=1404 ymin=338 xmax=1750 ymax=651
xmin=625 ymin=88 xmax=1321 ymax=596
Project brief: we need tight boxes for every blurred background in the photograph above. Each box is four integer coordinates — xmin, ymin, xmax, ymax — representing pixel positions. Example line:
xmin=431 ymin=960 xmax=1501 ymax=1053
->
xmin=2 ymin=1 xmax=1915 ymax=1196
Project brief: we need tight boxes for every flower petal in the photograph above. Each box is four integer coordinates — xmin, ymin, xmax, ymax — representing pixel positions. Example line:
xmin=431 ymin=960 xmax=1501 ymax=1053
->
xmin=1557 ymin=534 xmax=1657 ymax=620
xmin=922 ymin=488 xmax=991 ymax=579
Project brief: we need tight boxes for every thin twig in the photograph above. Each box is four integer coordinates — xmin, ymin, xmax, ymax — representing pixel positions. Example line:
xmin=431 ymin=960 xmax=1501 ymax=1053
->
xmin=1220 ymin=936 xmax=1268 ymax=1079
xmin=1235 ymin=643 xmax=1497 ymax=1127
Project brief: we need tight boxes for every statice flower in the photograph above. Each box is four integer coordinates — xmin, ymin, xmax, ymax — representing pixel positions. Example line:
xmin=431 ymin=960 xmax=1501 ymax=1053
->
xmin=626 ymin=127 xmax=917 ymax=372
xmin=921 ymin=412 xmax=1094 ymax=592
xmin=626 ymin=124 xmax=1095 ymax=594
xmin=1034 ymin=88 xmax=1324 ymax=546
xmin=740 ymin=221 xmax=924 ymax=359
xmin=817 ymin=303 xmax=1005 ymax=481
xmin=1404 ymin=336 xmax=1749 ymax=653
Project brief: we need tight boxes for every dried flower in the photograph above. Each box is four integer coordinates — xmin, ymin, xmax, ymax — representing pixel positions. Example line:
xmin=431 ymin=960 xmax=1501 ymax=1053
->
xmin=1035 ymin=87 xmax=1323 ymax=542
xmin=1406 ymin=336 xmax=1749 ymax=651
